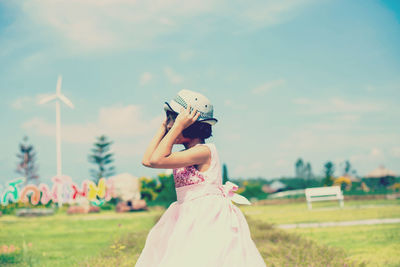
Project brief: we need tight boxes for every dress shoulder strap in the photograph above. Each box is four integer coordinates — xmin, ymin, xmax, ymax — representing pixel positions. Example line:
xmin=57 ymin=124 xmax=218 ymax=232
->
xmin=196 ymin=143 xmax=217 ymax=169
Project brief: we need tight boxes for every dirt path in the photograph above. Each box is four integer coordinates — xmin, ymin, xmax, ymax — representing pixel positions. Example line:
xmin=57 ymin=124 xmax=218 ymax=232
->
xmin=278 ymin=217 xmax=400 ymax=229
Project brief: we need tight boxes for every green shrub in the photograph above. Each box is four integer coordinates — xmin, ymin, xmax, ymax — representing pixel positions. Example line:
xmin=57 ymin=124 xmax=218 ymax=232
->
xmin=153 ymin=174 xmax=176 ymax=208
xmin=100 ymin=202 xmax=115 ymax=211
xmin=0 ymin=251 xmax=22 ymax=264
xmin=239 ymin=180 xmax=268 ymax=201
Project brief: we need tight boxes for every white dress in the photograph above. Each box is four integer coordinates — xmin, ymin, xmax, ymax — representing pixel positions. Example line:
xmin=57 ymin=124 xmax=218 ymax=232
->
xmin=135 ymin=143 xmax=267 ymax=267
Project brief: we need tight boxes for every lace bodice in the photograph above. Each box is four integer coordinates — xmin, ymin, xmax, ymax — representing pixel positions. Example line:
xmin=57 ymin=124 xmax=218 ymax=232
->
xmin=173 ymin=165 xmax=206 ymax=188
xmin=173 ymin=143 xmax=221 ymax=188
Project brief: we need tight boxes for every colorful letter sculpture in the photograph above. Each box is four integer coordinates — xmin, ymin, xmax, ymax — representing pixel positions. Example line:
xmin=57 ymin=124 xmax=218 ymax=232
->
xmin=0 ymin=176 xmax=116 ymax=207
xmin=87 ymin=178 xmax=106 ymax=206
xmin=2 ymin=178 xmax=24 ymax=205
xmin=20 ymin=185 xmax=41 ymax=205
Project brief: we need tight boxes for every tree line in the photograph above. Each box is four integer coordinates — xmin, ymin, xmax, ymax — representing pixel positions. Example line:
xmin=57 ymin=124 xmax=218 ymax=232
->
xmin=15 ymin=135 xmax=115 ymax=185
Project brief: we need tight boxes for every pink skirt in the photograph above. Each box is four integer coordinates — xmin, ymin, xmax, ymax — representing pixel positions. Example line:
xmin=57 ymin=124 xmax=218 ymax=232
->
xmin=135 ymin=182 xmax=267 ymax=267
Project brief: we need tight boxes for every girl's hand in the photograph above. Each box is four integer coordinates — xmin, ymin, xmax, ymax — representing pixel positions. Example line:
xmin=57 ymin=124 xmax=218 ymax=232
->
xmin=174 ymin=104 xmax=200 ymax=129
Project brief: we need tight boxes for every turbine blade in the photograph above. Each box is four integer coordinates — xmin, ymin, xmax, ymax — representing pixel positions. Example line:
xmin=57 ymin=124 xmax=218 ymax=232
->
xmin=38 ymin=94 xmax=57 ymax=105
xmin=58 ymin=94 xmax=74 ymax=109
xmin=56 ymin=75 xmax=62 ymax=95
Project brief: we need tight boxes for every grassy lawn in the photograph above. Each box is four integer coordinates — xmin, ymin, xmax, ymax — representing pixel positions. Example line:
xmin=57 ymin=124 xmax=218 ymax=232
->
xmin=0 ymin=209 xmax=163 ymax=266
xmin=241 ymin=198 xmax=400 ymax=224
xmin=286 ymin=224 xmax=400 ymax=267
xmin=240 ymin=198 xmax=400 ymax=267
xmin=0 ymin=198 xmax=398 ymax=266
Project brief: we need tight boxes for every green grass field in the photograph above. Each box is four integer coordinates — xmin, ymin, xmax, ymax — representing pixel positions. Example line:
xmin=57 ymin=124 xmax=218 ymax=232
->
xmin=241 ymin=199 xmax=400 ymax=224
xmin=287 ymin=224 xmax=400 ymax=267
xmin=0 ymin=209 xmax=162 ymax=266
xmin=241 ymin=199 xmax=400 ymax=266
xmin=0 ymin=199 xmax=399 ymax=266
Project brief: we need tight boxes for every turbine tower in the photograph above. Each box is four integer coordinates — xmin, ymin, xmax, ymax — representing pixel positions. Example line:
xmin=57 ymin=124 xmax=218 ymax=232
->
xmin=39 ymin=75 xmax=74 ymax=206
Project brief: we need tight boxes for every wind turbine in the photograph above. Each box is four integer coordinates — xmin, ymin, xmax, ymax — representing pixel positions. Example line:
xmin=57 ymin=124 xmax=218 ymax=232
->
xmin=39 ymin=75 xmax=74 ymax=207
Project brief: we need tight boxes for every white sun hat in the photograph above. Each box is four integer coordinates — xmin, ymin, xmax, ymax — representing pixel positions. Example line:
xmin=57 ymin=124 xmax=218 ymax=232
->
xmin=164 ymin=89 xmax=218 ymax=125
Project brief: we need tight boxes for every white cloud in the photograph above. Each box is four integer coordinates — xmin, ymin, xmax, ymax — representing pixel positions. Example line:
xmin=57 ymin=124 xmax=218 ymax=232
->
xmin=112 ymin=141 xmax=147 ymax=157
xmin=390 ymin=147 xmax=400 ymax=158
xmin=21 ymin=104 xmax=162 ymax=144
xmin=233 ymin=164 xmax=246 ymax=176
xmin=292 ymin=97 xmax=312 ymax=105
xmin=223 ymin=132 xmax=241 ymax=141
xmin=249 ymin=161 xmax=264 ymax=170
xmin=179 ymin=50 xmax=195 ymax=61
xmin=306 ymin=115 xmax=361 ymax=131
xmin=275 ymin=159 xmax=289 ymax=167
xmin=329 ymin=98 xmax=382 ymax=113
xmin=279 ymin=127 xmax=399 ymax=158
xmin=335 ymin=114 xmax=360 ymax=122
xmin=350 ymin=148 xmax=385 ymax=168
xmin=234 ymin=161 xmax=264 ymax=177
xmin=158 ymin=17 xmax=176 ymax=26
xmin=292 ymin=97 xmax=383 ymax=114
xmin=22 ymin=117 xmax=57 ymax=136
xmin=224 ymin=99 xmax=247 ymax=110
xmin=11 ymin=93 xmax=55 ymax=110
xmin=10 ymin=0 xmax=218 ymax=52
xmin=4 ymin=0 xmax=317 ymax=53
xmin=139 ymin=72 xmax=153 ymax=86
xmin=252 ymin=79 xmax=285 ymax=95
xmin=164 ymin=67 xmax=184 ymax=84
xmin=366 ymin=85 xmax=376 ymax=92
xmin=276 ymin=132 xmax=387 ymax=177
xmin=370 ymin=148 xmax=383 ymax=157
xmin=21 ymin=51 xmax=48 ymax=70
xmin=11 ymin=96 xmax=33 ymax=109
xmin=239 ymin=0 xmax=317 ymax=29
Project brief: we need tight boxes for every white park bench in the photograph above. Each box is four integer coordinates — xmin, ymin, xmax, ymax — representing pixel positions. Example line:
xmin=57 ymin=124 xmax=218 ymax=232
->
xmin=305 ymin=186 xmax=344 ymax=210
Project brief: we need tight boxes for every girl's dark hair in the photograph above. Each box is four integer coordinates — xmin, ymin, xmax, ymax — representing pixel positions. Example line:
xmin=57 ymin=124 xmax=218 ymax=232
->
xmin=166 ymin=110 xmax=212 ymax=140
xmin=166 ymin=110 xmax=178 ymax=119
xmin=182 ymin=121 xmax=212 ymax=140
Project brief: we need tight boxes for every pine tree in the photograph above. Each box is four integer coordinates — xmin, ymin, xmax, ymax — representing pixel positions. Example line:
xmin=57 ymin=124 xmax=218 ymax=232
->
xmin=295 ymin=158 xmax=305 ymax=178
xmin=16 ymin=136 xmax=39 ymax=185
xmin=222 ymin=163 xmax=229 ymax=184
xmin=343 ymin=160 xmax=351 ymax=175
xmin=305 ymin=162 xmax=313 ymax=180
xmin=88 ymin=135 xmax=116 ymax=183
xmin=323 ymin=161 xmax=335 ymax=186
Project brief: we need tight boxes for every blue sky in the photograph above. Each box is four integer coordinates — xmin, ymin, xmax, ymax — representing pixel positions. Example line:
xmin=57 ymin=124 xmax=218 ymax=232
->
xmin=0 ymin=0 xmax=399 ymax=185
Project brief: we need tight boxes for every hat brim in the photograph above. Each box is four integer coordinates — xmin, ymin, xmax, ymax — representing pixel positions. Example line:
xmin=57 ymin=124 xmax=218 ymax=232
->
xmin=163 ymin=102 xmax=218 ymax=125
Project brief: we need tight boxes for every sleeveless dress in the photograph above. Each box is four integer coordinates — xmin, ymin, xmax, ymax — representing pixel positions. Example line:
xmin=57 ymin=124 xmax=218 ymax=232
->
xmin=135 ymin=143 xmax=266 ymax=267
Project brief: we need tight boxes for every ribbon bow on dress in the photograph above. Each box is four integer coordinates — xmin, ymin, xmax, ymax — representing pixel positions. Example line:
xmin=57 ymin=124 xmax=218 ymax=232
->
xmin=218 ymin=181 xmax=251 ymax=205
xmin=218 ymin=181 xmax=251 ymax=233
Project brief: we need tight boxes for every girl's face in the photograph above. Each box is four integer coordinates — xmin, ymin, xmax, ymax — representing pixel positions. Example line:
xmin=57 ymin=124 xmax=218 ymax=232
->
xmin=165 ymin=111 xmax=177 ymax=130
xmin=165 ymin=111 xmax=191 ymax=144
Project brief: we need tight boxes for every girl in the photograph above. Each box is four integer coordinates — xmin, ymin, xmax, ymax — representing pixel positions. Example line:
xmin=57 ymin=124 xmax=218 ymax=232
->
xmin=135 ymin=89 xmax=266 ymax=267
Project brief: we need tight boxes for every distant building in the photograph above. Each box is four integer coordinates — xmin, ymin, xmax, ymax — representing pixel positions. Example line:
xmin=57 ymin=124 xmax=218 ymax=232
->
xmin=270 ymin=180 xmax=286 ymax=191
xmin=340 ymin=173 xmax=360 ymax=182
xmin=108 ymin=173 xmax=141 ymax=201
xmin=262 ymin=180 xmax=286 ymax=193
xmin=262 ymin=185 xmax=275 ymax=193
xmin=366 ymin=165 xmax=397 ymax=178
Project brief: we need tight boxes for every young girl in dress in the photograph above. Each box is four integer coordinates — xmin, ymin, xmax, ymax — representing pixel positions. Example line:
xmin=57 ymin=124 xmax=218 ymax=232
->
xmin=135 ymin=89 xmax=266 ymax=267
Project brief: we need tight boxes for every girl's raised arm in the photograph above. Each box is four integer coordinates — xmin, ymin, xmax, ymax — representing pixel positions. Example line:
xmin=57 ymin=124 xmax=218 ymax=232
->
xmin=148 ymin=144 xmax=210 ymax=169
xmin=141 ymin=118 xmax=167 ymax=167
xmin=148 ymin=105 xmax=210 ymax=169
